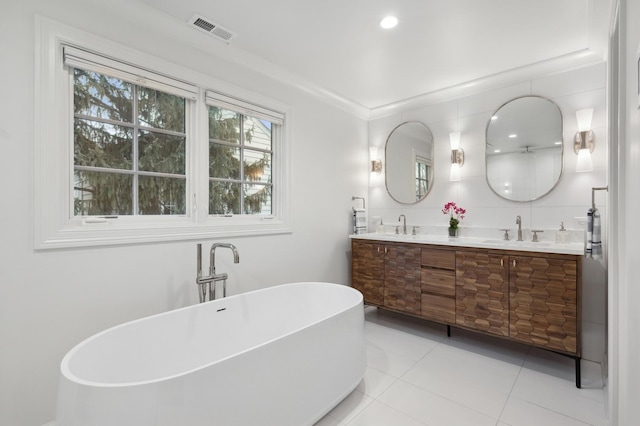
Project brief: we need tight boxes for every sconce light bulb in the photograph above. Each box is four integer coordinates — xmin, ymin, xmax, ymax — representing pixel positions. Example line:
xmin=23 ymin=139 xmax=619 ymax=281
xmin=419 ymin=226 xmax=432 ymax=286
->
xmin=576 ymin=148 xmax=594 ymax=173
xmin=450 ymin=163 xmax=461 ymax=182
xmin=449 ymin=132 xmax=461 ymax=150
xmin=576 ymin=108 xmax=593 ymax=132
xmin=369 ymin=146 xmax=379 ymax=160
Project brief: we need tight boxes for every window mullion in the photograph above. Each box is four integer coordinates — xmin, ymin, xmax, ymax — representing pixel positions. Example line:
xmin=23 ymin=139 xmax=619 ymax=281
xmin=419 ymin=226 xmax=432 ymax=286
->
xmin=198 ymin=94 xmax=211 ymax=223
xmin=187 ymin=97 xmax=207 ymax=222
xmin=132 ymin=85 xmax=139 ymax=215
xmin=239 ymin=114 xmax=245 ymax=215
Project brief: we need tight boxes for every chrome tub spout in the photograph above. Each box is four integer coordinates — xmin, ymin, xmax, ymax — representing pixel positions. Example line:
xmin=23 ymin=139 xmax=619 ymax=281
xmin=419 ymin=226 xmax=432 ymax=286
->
xmin=196 ymin=243 xmax=240 ymax=303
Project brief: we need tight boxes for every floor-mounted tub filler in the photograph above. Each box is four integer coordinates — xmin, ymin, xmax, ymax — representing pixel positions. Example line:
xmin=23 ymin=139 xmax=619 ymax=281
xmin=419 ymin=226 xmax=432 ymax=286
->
xmin=55 ymin=282 xmax=365 ymax=426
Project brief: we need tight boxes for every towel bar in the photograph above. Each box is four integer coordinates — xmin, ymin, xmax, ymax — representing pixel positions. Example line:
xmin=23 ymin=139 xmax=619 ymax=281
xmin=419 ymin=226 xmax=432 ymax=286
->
xmin=591 ymin=186 xmax=608 ymax=210
xmin=352 ymin=196 xmax=365 ymax=210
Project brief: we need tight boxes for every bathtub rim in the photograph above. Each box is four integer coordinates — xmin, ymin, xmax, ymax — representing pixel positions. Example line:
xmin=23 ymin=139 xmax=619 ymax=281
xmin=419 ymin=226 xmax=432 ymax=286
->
xmin=59 ymin=281 xmax=363 ymax=388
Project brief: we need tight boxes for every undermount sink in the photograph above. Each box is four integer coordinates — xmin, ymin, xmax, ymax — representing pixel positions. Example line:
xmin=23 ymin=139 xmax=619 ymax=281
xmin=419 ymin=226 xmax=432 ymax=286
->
xmin=481 ymin=239 xmax=551 ymax=247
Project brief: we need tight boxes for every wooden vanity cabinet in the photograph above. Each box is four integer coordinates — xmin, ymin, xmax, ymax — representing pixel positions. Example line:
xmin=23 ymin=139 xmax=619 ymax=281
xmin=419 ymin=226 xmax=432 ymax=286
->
xmin=455 ymin=249 xmax=580 ymax=356
xmin=351 ymin=240 xmax=385 ymax=306
xmin=384 ymin=244 xmax=422 ymax=315
xmin=420 ymin=248 xmax=456 ymax=324
xmin=350 ymin=240 xmax=421 ymax=314
xmin=455 ymin=250 xmax=509 ymax=337
xmin=351 ymin=237 xmax=582 ymax=386
xmin=509 ymin=254 xmax=580 ymax=356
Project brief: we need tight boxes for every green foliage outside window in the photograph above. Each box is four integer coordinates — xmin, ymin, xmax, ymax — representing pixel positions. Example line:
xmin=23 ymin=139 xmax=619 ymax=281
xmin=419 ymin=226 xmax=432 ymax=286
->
xmin=73 ymin=68 xmax=274 ymax=218
xmin=73 ymin=69 xmax=186 ymax=216
xmin=208 ymin=106 xmax=272 ymax=215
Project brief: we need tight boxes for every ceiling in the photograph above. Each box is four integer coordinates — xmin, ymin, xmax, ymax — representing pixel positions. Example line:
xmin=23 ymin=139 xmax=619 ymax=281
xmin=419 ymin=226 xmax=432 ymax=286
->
xmin=139 ymin=0 xmax=610 ymax=114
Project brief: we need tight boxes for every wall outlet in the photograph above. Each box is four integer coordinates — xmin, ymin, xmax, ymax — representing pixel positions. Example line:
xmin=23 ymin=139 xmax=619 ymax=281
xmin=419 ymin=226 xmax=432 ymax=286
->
xmin=574 ymin=216 xmax=587 ymax=226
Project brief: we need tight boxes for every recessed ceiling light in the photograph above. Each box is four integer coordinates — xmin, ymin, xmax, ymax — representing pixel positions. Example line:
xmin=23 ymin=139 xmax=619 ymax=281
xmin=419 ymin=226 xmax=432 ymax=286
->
xmin=380 ymin=16 xmax=398 ymax=29
xmin=554 ymin=141 xmax=562 ymax=145
xmin=491 ymin=116 xmax=498 ymax=121
xmin=508 ymin=134 xmax=517 ymax=138
xmin=494 ymin=149 xmax=501 ymax=153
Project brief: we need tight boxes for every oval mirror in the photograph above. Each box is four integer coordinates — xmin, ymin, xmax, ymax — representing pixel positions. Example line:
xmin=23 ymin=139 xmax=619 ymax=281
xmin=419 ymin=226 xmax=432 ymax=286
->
xmin=385 ymin=121 xmax=434 ymax=204
xmin=486 ymin=96 xmax=563 ymax=202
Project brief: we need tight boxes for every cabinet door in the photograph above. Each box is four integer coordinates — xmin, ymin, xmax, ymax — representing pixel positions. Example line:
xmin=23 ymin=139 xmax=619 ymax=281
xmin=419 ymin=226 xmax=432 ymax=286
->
xmin=384 ymin=244 xmax=422 ymax=314
xmin=351 ymin=240 xmax=384 ymax=305
xmin=509 ymin=255 xmax=579 ymax=355
xmin=455 ymin=251 xmax=509 ymax=337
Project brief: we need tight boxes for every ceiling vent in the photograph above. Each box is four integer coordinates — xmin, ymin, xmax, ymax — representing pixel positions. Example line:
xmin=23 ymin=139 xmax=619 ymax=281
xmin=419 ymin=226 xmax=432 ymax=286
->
xmin=188 ymin=14 xmax=237 ymax=43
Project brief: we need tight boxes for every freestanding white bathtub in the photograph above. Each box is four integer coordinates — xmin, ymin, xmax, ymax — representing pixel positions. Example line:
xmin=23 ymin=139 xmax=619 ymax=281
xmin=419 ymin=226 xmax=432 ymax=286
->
xmin=55 ymin=282 xmax=365 ymax=426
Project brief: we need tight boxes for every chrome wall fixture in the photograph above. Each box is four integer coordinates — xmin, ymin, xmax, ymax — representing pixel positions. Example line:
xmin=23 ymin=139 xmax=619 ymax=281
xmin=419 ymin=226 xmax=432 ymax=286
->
xmin=196 ymin=242 xmax=240 ymax=303
xmin=370 ymin=146 xmax=382 ymax=174
xmin=574 ymin=108 xmax=595 ymax=172
xmin=449 ymin=132 xmax=464 ymax=181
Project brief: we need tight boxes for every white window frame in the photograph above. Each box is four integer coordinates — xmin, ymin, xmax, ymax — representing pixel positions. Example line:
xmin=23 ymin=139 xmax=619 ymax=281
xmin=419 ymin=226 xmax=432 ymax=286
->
xmin=205 ymin=90 xmax=281 ymax=217
xmin=34 ymin=17 xmax=292 ymax=249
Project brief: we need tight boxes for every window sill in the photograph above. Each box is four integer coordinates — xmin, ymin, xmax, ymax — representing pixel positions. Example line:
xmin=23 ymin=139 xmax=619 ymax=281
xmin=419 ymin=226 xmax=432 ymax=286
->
xmin=35 ymin=217 xmax=292 ymax=250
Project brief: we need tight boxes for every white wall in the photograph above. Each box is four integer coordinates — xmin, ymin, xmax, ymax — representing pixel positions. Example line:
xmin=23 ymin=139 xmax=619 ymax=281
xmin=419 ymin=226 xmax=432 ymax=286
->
xmin=615 ymin=0 xmax=640 ymax=424
xmin=368 ymin=63 xmax=608 ymax=364
xmin=0 ymin=1 xmax=368 ymax=425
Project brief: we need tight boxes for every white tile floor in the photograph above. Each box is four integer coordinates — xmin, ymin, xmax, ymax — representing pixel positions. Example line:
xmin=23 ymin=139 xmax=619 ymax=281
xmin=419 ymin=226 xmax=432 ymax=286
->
xmin=315 ymin=307 xmax=609 ymax=426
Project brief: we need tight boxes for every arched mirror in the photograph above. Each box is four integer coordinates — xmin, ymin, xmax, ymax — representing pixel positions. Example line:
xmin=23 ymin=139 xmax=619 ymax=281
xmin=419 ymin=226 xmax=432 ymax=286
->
xmin=486 ymin=96 xmax=563 ymax=202
xmin=385 ymin=121 xmax=434 ymax=204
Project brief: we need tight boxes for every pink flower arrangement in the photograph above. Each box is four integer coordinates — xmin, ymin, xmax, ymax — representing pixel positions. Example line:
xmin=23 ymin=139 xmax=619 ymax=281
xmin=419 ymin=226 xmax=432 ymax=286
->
xmin=442 ymin=201 xmax=466 ymax=229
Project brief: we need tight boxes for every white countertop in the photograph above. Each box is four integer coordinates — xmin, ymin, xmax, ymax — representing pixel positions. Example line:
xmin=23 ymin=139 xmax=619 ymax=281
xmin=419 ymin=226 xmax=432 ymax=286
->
xmin=349 ymin=232 xmax=585 ymax=255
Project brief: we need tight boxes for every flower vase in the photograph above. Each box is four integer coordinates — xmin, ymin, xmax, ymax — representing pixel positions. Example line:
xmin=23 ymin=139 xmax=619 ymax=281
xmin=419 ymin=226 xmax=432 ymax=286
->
xmin=448 ymin=227 xmax=458 ymax=237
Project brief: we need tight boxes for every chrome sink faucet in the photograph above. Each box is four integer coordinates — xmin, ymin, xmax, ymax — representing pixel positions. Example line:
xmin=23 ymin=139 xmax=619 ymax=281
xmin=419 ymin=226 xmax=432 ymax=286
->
xmin=398 ymin=214 xmax=407 ymax=235
xmin=196 ymin=243 xmax=240 ymax=303
xmin=516 ymin=215 xmax=523 ymax=241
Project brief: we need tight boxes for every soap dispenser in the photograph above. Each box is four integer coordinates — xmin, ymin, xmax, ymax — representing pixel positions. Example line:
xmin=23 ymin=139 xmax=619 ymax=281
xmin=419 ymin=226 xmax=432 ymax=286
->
xmin=556 ymin=222 xmax=569 ymax=243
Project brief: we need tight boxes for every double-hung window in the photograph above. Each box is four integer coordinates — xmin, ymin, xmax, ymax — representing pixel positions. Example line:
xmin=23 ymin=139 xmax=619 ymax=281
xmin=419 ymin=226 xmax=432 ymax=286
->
xmin=34 ymin=19 xmax=291 ymax=249
xmin=205 ymin=91 xmax=282 ymax=217
xmin=64 ymin=46 xmax=196 ymax=219
xmin=72 ymin=68 xmax=188 ymax=216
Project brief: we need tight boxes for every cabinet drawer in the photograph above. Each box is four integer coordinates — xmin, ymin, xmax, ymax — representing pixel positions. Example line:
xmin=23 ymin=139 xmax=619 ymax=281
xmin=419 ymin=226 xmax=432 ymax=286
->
xmin=421 ymin=294 xmax=455 ymax=324
xmin=421 ymin=268 xmax=455 ymax=296
xmin=385 ymin=287 xmax=421 ymax=315
xmin=421 ymin=248 xmax=455 ymax=270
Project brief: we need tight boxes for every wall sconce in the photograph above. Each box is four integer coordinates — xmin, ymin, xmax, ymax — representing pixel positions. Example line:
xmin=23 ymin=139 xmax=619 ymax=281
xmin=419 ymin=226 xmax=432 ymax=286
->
xmin=370 ymin=146 xmax=382 ymax=174
xmin=449 ymin=132 xmax=464 ymax=181
xmin=574 ymin=108 xmax=595 ymax=172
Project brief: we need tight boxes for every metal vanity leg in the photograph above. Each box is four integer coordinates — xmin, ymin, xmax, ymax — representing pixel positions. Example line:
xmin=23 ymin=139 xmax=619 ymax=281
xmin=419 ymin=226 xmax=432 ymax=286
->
xmin=575 ymin=357 xmax=581 ymax=388
xmin=447 ymin=325 xmax=451 ymax=337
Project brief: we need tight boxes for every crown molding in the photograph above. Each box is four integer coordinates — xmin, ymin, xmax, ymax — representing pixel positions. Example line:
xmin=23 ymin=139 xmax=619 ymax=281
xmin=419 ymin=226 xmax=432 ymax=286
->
xmin=162 ymin=19 xmax=604 ymax=122
xmin=368 ymin=49 xmax=605 ymax=120
xmin=219 ymin=45 xmax=604 ymax=122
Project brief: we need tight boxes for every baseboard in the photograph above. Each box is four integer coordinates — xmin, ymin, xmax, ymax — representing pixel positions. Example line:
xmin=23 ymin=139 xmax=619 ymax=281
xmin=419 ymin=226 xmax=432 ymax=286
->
xmin=602 ymin=352 xmax=610 ymax=420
